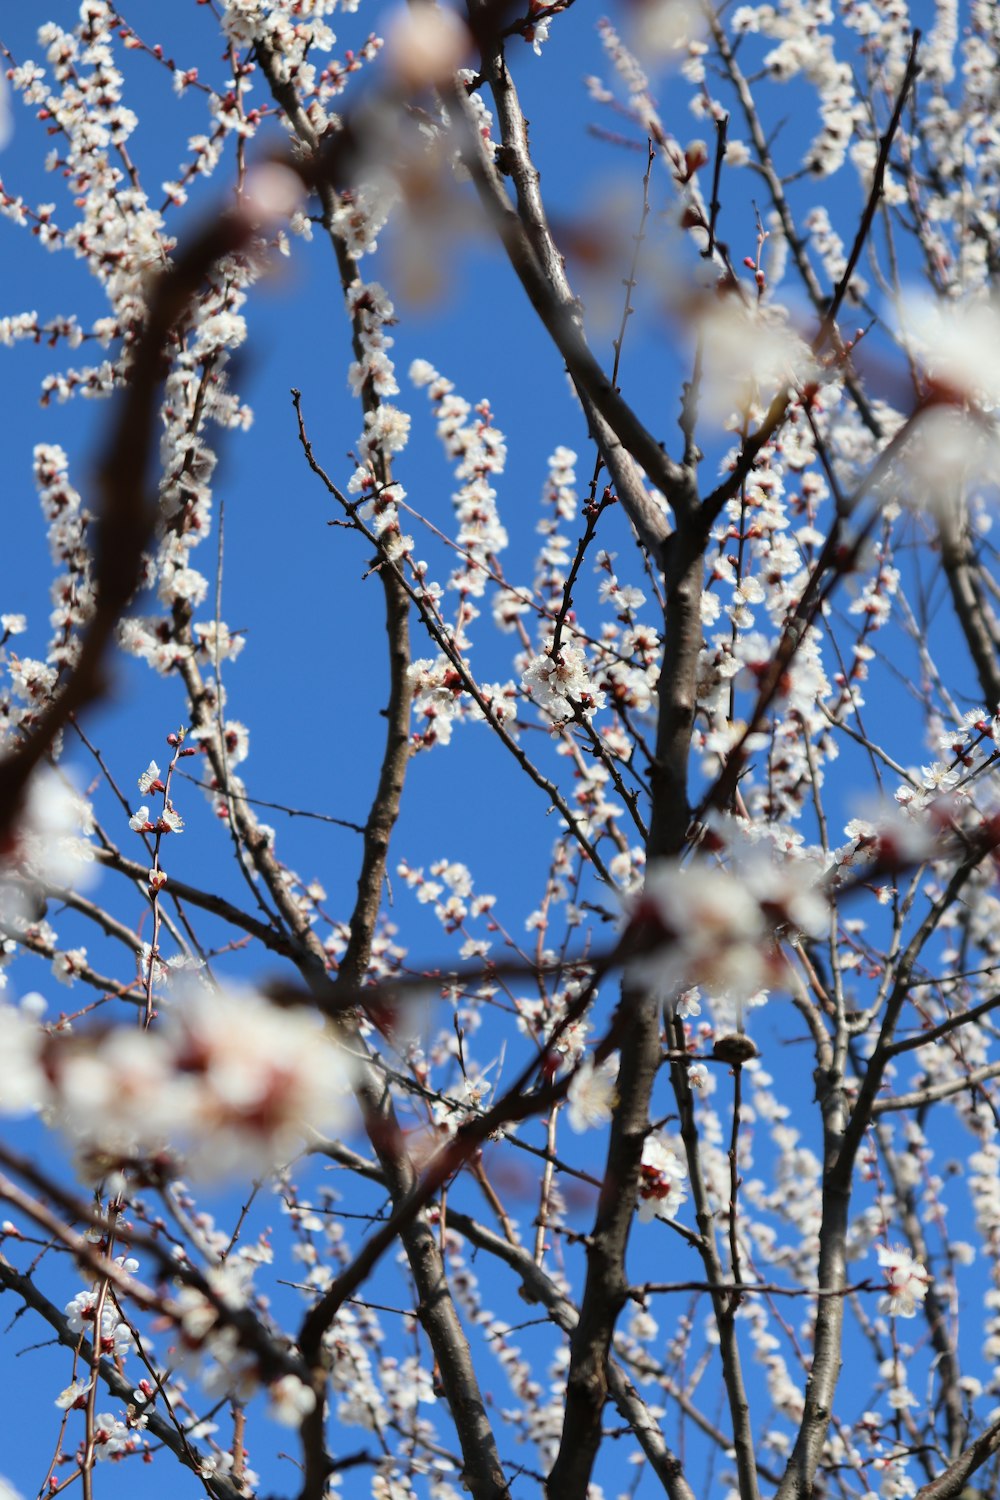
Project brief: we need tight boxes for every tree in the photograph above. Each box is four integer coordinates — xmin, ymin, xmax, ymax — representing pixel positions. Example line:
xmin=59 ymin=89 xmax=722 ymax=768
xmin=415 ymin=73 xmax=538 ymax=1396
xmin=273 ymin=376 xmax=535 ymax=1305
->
xmin=1 ymin=1 xmax=1000 ymax=1497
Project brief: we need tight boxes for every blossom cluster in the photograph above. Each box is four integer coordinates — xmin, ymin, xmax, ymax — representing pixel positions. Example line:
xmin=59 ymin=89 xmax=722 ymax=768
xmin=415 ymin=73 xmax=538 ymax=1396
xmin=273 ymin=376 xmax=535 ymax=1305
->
xmin=1 ymin=985 xmax=353 ymax=1182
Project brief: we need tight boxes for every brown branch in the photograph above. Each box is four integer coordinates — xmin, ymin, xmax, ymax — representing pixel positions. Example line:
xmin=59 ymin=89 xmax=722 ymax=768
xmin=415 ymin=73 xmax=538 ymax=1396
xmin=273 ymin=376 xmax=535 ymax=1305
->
xmin=0 ymin=1253 xmax=242 ymax=1500
xmin=871 ymin=1061 xmax=1000 ymax=1114
xmin=445 ymin=23 xmax=687 ymax=542
xmin=547 ymin=429 xmax=704 ymax=1500
xmin=90 ymin=845 xmax=302 ymax=960
xmin=814 ymin=31 xmax=922 ymax=352
xmin=913 ymin=1416 xmax=1000 ymax=1500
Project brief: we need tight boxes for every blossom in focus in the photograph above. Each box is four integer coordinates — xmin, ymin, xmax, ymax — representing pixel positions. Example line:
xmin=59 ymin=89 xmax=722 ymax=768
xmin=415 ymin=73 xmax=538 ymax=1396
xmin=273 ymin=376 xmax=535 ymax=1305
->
xmin=637 ymin=1133 xmax=687 ymax=1221
xmin=522 ymin=643 xmax=606 ymax=723
xmin=137 ymin=761 xmax=162 ymax=794
xmin=876 ymin=1244 xmax=929 ymax=1318
xmin=567 ymin=1054 xmax=619 ymax=1132
xmin=54 ymin=1379 xmax=92 ymax=1410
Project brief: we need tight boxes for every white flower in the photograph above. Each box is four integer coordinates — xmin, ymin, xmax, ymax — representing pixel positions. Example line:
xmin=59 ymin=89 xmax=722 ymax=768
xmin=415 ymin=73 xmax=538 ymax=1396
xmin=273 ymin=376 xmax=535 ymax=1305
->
xmin=522 ymin=644 xmax=606 ymax=723
xmin=0 ymin=1004 xmax=47 ymax=1116
xmin=137 ymin=761 xmax=161 ymax=794
xmin=51 ymin=948 xmax=87 ymax=987
xmin=129 ymin=806 xmax=151 ymax=832
xmin=267 ymin=1374 xmax=317 ymax=1427
xmin=91 ymin=1413 xmax=132 ymax=1460
xmin=876 ymin=1244 xmax=929 ymax=1318
xmin=637 ymin=1133 xmax=687 ymax=1221
xmin=55 ymin=1379 xmax=92 ymax=1410
xmin=567 ymin=1054 xmax=618 ymax=1132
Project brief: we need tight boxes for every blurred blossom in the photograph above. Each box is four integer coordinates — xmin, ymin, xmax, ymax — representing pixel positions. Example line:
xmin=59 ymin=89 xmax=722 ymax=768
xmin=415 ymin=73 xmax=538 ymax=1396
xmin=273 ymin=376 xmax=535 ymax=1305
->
xmin=47 ymin=985 xmax=355 ymax=1182
xmin=626 ymin=0 xmax=707 ymax=63
xmin=838 ymin=803 xmax=942 ymax=873
xmin=0 ymin=1004 xmax=47 ymax=1116
xmin=626 ymin=855 xmax=828 ymax=1003
xmin=0 ymin=769 xmax=97 ymax=927
xmin=242 ymin=162 xmax=306 ymax=227
xmin=383 ymin=2 xmax=470 ymax=90
xmin=898 ymin=291 xmax=1000 ymax=410
xmin=881 ymin=405 xmax=1000 ymax=518
xmin=338 ymin=101 xmax=483 ymax=306
xmin=567 ymin=1054 xmax=619 ymax=1132
xmin=694 ymin=293 xmax=817 ymax=422
xmin=267 ymin=1373 xmax=317 ymax=1427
